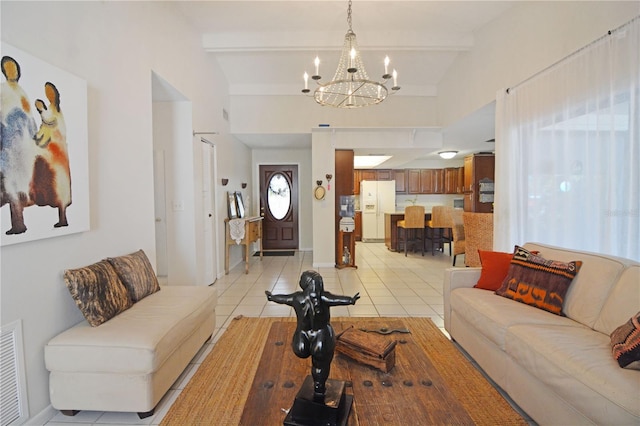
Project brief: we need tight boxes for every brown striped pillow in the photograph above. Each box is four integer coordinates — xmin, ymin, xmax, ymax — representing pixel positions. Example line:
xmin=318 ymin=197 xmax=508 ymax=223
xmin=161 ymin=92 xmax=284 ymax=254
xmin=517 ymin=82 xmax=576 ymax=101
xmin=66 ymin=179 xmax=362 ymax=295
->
xmin=64 ymin=260 xmax=133 ymax=326
xmin=107 ymin=250 xmax=160 ymax=302
xmin=495 ymin=245 xmax=582 ymax=315
xmin=611 ymin=312 xmax=640 ymax=369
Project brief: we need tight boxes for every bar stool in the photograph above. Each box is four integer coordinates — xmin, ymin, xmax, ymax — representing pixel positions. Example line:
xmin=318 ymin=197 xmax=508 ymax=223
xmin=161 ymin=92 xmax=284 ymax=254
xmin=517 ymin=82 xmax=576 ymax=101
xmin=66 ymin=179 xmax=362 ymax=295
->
xmin=425 ymin=206 xmax=452 ymax=256
xmin=397 ymin=205 xmax=425 ymax=256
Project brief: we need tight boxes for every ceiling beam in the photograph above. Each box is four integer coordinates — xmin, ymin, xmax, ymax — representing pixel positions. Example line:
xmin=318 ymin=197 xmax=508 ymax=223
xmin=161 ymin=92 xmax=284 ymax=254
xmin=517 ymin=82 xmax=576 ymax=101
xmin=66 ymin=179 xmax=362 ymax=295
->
xmin=202 ymin=30 xmax=474 ymax=53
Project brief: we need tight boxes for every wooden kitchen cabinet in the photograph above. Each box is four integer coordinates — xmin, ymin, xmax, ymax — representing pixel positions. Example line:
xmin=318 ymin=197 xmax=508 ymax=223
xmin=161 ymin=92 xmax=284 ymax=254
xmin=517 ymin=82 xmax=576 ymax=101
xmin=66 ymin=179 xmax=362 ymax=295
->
xmin=360 ymin=170 xmax=377 ymax=181
xmin=407 ymin=169 xmax=421 ymax=194
xmin=393 ymin=170 xmax=407 ymax=193
xmin=457 ymin=167 xmax=465 ymax=194
xmin=336 ymin=150 xmax=355 ymax=265
xmin=355 ymin=169 xmax=394 ymax=194
xmin=376 ymin=169 xmax=393 ymax=180
xmin=353 ymin=170 xmax=361 ymax=195
xmin=463 ymin=154 xmax=495 ymax=213
xmin=419 ymin=169 xmax=445 ymax=194
xmin=445 ymin=167 xmax=464 ymax=194
xmin=408 ymin=168 xmax=446 ymax=194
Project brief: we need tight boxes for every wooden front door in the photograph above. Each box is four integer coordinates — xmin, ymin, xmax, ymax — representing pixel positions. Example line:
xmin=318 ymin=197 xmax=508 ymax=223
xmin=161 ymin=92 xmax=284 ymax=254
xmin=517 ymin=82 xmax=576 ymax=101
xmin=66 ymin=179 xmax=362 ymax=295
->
xmin=259 ymin=165 xmax=299 ymax=250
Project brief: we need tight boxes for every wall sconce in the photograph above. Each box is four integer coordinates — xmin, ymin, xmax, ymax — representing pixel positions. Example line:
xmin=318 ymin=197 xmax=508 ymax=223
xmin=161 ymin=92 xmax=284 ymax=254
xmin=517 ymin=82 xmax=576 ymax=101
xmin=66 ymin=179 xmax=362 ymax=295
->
xmin=241 ymin=183 xmax=247 ymax=189
xmin=221 ymin=178 xmax=229 ymax=186
xmin=325 ymin=174 xmax=332 ymax=190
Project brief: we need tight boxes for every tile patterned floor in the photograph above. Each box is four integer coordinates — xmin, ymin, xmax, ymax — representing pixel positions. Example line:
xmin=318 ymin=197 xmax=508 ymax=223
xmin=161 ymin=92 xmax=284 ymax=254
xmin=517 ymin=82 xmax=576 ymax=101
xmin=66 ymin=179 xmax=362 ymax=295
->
xmin=44 ymin=243 xmax=531 ymax=425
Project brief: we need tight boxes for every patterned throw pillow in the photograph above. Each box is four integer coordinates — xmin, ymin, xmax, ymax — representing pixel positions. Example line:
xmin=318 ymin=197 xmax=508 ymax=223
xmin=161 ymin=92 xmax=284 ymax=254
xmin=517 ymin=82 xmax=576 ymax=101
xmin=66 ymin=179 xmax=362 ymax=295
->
xmin=611 ymin=312 xmax=640 ymax=369
xmin=107 ymin=249 xmax=160 ymax=302
xmin=495 ymin=245 xmax=582 ymax=315
xmin=64 ymin=260 xmax=133 ymax=327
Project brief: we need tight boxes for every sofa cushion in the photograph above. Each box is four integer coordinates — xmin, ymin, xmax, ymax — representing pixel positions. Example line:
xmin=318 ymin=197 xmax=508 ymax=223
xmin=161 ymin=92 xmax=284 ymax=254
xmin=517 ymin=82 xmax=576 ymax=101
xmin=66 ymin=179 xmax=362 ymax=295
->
xmin=63 ymin=261 xmax=133 ymax=327
xmin=45 ymin=286 xmax=217 ymax=374
xmin=474 ymin=250 xmax=513 ymax=291
xmin=610 ymin=312 xmax=640 ymax=369
xmin=450 ymin=287 xmax=576 ymax=350
xmin=496 ymin=245 xmax=581 ymax=315
xmin=594 ymin=265 xmax=640 ymax=335
xmin=524 ymin=243 xmax=629 ymax=328
xmin=506 ymin=323 xmax=640 ymax=420
xmin=107 ymin=249 xmax=160 ymax=302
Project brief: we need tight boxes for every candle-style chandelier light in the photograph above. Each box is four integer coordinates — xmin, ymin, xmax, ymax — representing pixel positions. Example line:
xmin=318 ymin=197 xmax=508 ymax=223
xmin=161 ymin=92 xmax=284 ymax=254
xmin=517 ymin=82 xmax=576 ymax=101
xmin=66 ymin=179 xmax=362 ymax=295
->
xmin=302 ymin=0 xmax=400 ymax=108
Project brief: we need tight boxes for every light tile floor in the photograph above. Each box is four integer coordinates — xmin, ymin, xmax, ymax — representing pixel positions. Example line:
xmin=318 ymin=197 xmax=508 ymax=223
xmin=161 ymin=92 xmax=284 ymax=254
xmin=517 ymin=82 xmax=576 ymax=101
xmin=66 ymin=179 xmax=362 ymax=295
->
xmin=44 ymin=243 xmax=533 ymax=425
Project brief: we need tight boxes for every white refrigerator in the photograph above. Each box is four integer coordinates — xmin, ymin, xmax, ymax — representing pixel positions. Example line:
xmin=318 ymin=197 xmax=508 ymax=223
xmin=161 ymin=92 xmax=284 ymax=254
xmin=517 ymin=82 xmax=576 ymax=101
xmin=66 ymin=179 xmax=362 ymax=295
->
xmin=361 ymin=180 xmax=396 ymax=241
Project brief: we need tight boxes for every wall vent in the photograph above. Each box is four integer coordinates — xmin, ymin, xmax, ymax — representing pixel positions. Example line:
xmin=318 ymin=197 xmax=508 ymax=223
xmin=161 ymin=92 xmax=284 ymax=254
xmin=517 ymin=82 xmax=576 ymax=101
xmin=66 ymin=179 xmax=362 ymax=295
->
xmin=1 ymin=320 xmax=29 ymax=425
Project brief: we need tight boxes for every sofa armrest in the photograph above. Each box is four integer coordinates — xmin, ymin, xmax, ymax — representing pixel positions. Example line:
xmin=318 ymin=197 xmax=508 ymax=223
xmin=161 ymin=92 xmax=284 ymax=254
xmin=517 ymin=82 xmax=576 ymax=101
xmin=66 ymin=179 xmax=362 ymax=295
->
xmin=443 ymin=267 xmax=482 ymax=333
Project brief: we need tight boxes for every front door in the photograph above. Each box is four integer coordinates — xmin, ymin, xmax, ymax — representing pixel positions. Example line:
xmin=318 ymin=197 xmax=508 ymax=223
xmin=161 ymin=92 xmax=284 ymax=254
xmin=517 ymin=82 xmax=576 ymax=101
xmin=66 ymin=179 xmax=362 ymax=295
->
xmin=259 ymin=165 xmax=299 ymax=250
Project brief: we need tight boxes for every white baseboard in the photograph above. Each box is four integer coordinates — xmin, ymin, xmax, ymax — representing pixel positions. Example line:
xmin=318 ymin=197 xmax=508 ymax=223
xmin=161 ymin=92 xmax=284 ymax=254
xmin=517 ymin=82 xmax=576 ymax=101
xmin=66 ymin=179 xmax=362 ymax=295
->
xmin=26 ymin=405 xmax=57 ymax=425
xmin=313 ymin=262 xmax=336 ymax=268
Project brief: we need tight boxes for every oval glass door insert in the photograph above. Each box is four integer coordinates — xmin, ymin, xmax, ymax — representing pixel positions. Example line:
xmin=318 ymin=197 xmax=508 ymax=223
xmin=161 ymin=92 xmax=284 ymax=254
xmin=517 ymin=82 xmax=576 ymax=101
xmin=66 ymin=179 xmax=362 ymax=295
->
xmin=268 ymin=173 xmax=291 ymax=220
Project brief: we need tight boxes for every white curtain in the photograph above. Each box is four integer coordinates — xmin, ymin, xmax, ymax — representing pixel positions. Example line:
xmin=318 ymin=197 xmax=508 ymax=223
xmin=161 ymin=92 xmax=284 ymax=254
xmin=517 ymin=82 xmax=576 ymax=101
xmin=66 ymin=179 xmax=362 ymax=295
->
xmin=495 ymin=17 xmax=640 ymax=261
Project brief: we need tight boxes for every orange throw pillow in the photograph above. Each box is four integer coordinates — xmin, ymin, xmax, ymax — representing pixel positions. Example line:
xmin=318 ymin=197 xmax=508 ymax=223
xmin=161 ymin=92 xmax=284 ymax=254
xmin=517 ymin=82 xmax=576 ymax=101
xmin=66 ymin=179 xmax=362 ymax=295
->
xmin=474 ymin=250 xmax=514 ymax=291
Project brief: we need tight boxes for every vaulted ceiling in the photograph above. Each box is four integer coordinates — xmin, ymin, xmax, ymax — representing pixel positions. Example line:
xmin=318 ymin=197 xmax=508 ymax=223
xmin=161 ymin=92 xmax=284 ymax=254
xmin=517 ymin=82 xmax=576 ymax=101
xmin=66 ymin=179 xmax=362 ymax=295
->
xmin=174 ymin=1 xmax=514 ymax=162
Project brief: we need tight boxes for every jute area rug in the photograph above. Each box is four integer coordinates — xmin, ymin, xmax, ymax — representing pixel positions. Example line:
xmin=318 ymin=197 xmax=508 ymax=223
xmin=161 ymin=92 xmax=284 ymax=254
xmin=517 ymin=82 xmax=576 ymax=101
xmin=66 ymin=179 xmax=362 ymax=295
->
xmin=161 ymin=316 xmax=526 ymax=426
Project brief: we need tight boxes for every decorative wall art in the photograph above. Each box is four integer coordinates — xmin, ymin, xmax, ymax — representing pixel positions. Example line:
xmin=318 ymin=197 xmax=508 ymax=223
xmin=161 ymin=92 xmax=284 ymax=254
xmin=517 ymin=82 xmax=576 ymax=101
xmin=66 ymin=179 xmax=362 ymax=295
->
xmin=227 ymin=191 xmax=238 ymax=219
xmin=234 ymin=191 xmax=245 ymax=218
xmin=1 ymin=43 xmax=89 ymax=246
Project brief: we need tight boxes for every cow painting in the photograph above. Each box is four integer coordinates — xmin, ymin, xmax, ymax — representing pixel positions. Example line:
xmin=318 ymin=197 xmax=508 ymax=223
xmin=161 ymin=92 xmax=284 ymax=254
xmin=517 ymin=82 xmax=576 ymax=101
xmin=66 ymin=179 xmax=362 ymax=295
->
xmin=32 ymin=82 xmax=72 ymax=228
xmin=1 ymin=55 xmax=72 ymax=235
xmin=0 ymin=55 xmax=38 ymax=234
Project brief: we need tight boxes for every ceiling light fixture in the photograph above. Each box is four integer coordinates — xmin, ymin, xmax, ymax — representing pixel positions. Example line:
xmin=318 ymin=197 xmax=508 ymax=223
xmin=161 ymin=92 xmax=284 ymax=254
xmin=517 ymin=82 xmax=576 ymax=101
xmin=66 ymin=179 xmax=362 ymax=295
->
xmin=301 ymin=0 xmax=400 ymax=108
xmin=354 ymin=155 xmax=392 ymax=169
xmin=438 ymin=151 xmax=458 ymax=159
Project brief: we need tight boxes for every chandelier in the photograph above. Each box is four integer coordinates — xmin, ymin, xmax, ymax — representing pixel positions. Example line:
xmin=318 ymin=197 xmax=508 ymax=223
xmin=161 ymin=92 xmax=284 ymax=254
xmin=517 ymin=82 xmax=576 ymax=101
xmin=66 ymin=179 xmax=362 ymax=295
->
xmin=302 ymin=0 xmax=400 ymax=108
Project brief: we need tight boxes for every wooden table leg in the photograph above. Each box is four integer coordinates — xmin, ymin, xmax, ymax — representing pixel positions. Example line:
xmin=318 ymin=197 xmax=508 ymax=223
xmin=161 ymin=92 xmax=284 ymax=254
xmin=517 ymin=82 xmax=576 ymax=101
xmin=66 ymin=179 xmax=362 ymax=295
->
xmin=245 ymin=243 xmax=249 ymax=274
xmin=225 ymin=243 xmax=230 ymax=275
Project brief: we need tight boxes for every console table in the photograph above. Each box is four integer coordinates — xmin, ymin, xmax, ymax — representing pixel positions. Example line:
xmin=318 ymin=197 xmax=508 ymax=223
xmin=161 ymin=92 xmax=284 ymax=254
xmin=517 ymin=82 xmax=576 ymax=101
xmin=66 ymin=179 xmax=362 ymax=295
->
xmin=224 ymin=216 xmax=263 ymax=274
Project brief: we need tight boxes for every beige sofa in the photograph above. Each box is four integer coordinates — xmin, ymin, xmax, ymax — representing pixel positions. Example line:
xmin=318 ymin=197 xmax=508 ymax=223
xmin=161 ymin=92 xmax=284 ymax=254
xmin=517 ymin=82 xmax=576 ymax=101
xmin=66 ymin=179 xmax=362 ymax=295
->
xmin=45 ymin=252 xmax=217 ymax=418
xmin=444 ymin=242 xmax=639 ymax=425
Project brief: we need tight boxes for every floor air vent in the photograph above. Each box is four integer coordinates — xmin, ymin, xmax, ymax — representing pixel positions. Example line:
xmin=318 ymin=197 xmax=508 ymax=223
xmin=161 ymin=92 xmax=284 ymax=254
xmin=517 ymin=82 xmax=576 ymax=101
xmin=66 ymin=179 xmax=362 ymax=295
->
xmin=1 ymin=320 xmax=28 ymax=426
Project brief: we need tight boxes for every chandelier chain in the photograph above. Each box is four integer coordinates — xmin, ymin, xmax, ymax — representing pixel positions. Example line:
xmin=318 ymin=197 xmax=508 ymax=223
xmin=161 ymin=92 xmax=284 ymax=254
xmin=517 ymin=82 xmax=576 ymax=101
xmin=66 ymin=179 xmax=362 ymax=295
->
xmin=347 ymin=0 xmax=352 ymax=31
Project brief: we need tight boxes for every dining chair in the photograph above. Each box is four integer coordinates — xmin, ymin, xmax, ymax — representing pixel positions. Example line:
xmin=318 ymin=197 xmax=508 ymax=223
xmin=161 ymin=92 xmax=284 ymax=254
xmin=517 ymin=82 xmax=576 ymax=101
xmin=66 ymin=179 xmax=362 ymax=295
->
xmin=397 ymin=205 xmax=426 ymax=256
xmin=425 ymin=205 xmax=452 ymax=256
xmin=462 ymin=212 xmax=494 ymax=267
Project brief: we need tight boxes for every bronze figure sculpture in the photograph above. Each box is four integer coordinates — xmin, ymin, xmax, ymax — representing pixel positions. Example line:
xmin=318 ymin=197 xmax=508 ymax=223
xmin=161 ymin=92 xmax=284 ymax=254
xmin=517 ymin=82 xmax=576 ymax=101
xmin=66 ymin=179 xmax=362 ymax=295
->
xmin=266 ymin=270 xmax=359 ymax=402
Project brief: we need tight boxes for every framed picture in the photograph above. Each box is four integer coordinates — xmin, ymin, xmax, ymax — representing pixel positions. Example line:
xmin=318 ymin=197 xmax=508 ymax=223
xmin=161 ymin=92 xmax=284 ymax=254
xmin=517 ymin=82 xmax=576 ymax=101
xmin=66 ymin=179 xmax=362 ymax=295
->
xmin=235 ymin=192 xmax=245 ymax=218
xmin=1 ymin=43 xmax=90 ymax=245
xmin=227 ymin=191 xmax=238 ymax=219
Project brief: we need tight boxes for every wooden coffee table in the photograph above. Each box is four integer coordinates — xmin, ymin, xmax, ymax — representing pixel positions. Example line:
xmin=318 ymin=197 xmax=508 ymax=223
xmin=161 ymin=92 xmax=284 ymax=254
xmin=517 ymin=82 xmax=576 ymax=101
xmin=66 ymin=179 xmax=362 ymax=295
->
xmin=240 ymin=319 xmax=526 ymax=425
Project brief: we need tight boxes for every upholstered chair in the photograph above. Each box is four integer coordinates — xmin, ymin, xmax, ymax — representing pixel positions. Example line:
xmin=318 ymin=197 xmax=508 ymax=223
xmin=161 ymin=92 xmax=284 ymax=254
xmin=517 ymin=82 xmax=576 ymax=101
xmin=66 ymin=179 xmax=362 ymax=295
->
xmin=462 ymin=212 xmax=494 ymax=267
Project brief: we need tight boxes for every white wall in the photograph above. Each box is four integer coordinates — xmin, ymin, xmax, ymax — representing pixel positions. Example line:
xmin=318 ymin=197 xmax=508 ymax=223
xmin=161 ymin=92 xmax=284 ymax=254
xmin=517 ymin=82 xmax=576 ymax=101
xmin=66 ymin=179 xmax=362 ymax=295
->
xmin=0 ymin=1 xmax=247 ymax=421
xmin=251 ymin=148 xmax=313 ymax=251
xmin=152 ymin=101 xmax=198 ymax=284
xmin=311 ymin=131 xmax=336 ymax=266
xmin=438 ymin=1 xmax=639 ymax=127
xmin=231 ymin=95 xmax=439 ymax=133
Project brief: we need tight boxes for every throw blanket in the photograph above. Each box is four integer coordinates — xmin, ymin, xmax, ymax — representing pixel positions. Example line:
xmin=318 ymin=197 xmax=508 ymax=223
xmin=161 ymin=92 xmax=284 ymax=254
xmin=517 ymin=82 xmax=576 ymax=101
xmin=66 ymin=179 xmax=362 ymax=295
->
xmin=229 ymin=219 xmax=246 ymax=244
